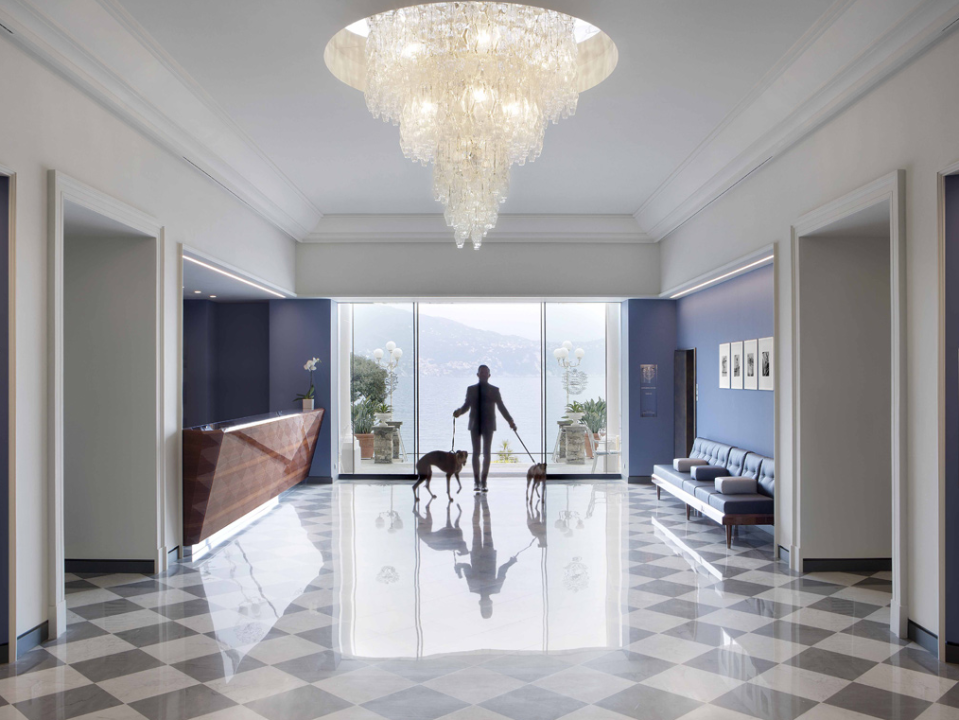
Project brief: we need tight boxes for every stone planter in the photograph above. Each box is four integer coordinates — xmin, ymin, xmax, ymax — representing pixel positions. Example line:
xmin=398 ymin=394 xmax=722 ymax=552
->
xmin=355 ymin=433 xmax=374 ymax=459
xmin=374 ymin=412 xmax=392 ymax=426
xmin=565 ymin=412 xmax=585 ymax=425
xmin=302 ymin=398 xmax=314 ymax=411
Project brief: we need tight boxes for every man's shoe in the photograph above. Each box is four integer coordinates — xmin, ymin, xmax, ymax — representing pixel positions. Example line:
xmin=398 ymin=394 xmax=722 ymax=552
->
xmin=481 ymin=483 xmax=489 ymax=493
xmin=473 ymin=483 xmax=481 ymax=493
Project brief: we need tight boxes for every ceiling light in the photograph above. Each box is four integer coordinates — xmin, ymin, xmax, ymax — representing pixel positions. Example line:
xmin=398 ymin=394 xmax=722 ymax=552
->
xmin=328 ymin=3 xmax=616 ymax=249
xmin=183 ymin=256 xmax=287 ymax=299
xmin=209 ymin=295 xmax=217 ymax=298
xmin=670 ymin=255 xmax=775 ymax=299
xmin=193 ymin=290 xmax=201 ymax=294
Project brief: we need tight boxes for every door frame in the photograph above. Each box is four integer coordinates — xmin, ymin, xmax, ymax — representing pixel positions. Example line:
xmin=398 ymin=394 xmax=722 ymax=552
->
xmin=47 ymin=171 xmax=165 ymax=637
xmin=0 ymin=163 xmax=16 ymax=661
xmin=791 ymin=169 xmax=906 ymax=637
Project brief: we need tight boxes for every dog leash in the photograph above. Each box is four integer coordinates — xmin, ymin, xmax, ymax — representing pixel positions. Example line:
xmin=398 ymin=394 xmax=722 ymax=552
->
xmin=512 ymin=428 xmax=538 ymax=465
xmin=450 ymin=416 xmax=456 ymax=452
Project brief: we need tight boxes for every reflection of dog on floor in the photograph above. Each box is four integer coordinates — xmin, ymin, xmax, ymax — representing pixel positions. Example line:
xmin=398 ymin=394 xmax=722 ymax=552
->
xmin=414 ymin=498 xmax=468 ymax=555
xmin=526 ymin=462 xmax=547 ymax=503
xmin=413 ymin=450 xmax=469 ymax=499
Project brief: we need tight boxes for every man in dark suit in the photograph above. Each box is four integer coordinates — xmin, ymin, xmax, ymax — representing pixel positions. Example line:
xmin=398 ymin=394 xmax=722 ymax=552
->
xmin=453 ymin=365 xmax=516 ymax=493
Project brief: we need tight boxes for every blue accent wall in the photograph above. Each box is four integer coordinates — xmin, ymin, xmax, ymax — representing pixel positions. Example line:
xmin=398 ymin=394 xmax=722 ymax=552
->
xmin=0 ymin=176 xmax=8 ymax=650
xmin=214 ymin=303 xmax=270 ymax=423
xmin=944 ymin=175 xmax=959 ymax=645
xmin=182 ymin=300 xmax=217 ymax=427
xmin=677 ymin=264 xmax=774 ymax=457
xmin=628 ymin=299 xmax=677 ymax=477
xmin=269 ymin=300 xmax=332 ymax=478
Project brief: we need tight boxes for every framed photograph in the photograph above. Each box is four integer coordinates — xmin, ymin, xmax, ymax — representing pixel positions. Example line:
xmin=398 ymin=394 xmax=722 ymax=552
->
xmin=758 ymin=337 xmax=774 ymax=391
xmin=719 ymin=343 xmax=730 ymax=389
xmin=730 ymin=341 xmax=744 ymax=390
xmin=743 ymin=339 xmax=758 ymax=390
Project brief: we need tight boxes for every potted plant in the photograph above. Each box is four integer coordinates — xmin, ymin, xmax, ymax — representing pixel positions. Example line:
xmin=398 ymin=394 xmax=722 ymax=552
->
xmin=294 ymin=357 xmax=321 ymax=410
xmin=352 ymin=398 xmax=376 ymax=459
xmin=374 ymin=402 xmax=392 ymax=426
xmin=581 ymin=397 xmax=607 ymax=458
xmin=564 ymin=400 xmax=586 ymax=425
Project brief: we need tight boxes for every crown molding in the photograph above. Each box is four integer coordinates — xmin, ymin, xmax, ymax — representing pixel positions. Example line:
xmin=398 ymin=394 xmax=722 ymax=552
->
xmin=634 ymin=0 xmax=959 ymax=242
xmin=0 ymin=0 xmax=322 ymax=240
xmin=304 ymin=214 xmax=652 ymax=243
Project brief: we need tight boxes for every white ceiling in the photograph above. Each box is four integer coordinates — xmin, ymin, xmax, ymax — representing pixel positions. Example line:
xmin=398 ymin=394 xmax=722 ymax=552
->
xmin=4 ymin=0 xmax=957 ymax=243
xmin=116 ymin=0 xmax=831 ymax=217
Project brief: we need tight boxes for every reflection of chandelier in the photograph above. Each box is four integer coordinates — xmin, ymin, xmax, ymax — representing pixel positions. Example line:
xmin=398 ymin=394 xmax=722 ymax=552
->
xmin=377 ymin=565 xmax=400 ymax=584
xmin=338 ymin=3 xmax=613 ymax=249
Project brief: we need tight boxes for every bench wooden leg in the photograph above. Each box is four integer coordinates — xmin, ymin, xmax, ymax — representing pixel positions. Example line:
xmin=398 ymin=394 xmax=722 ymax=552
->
xmin=725 ymin=524 xmax=733 ymax=548
xmin=656 ymin=486 xmax=661 ymax=500
xmin=686 ymin=504 xmax=691 ymax=520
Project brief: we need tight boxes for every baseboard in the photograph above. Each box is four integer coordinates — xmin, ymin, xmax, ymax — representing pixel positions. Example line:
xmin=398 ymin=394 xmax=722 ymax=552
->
xmin=908 ymin=620 xmax=940 ymax=658
xmin=946 ymin=643 xmax=959 ymax=664
xmin=15 ymin=621 xmax=49 ymax=657
xmin=778 ymin=545 xmax=790 ymax=565
xmin=65 ymin=559 xmax=155 ymax=574
xmin=628 ymin=475 xmax=652 ymax=484
xmin=802 ymin=557 xmax=892 ymax=573
xmin=167 ymin=547 xmax=179 ymax=565
xmin=303 ymin=476 xmax=333 ymax=485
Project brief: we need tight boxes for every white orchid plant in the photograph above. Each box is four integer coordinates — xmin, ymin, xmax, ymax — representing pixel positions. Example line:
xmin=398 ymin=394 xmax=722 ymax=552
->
xmin=294 ymin=356 xmax=321 ymax=403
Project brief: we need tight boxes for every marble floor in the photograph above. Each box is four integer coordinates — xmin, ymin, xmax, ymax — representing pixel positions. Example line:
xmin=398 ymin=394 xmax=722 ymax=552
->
xmin=1 ymin=480 xmax=956 ymax=720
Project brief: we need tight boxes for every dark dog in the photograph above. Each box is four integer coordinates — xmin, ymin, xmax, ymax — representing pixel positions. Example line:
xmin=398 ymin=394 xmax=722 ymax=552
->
xmin=526 ymin=462 xmax=547 ymax=503
xmin=413 ymin=450 xmax=469 ymax=499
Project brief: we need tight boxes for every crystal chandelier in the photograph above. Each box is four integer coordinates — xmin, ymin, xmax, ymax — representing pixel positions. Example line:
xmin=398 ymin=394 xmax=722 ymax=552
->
xmin=326 ymin=3 xmax=617 ymax=250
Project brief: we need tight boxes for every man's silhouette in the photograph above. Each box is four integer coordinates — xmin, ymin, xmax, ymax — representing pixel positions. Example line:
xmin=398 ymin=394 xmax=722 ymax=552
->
xmin=454 ymin=494 xmax=516 ymax=619
xmin=453 ymin=365 xmax=516 ymax=493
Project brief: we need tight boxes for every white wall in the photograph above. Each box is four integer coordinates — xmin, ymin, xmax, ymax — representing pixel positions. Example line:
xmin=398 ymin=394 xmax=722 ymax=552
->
xmin=659 ymin=30 xmax=959 ymax=634
xmin=296 ymin=242 xmax=661 ymax=298
xmin=799 ymin=235 xmax=891 ymax=560
xmin=64 ymin=233 xmax=157 ymax=561
xmin=0 ymin=38 xmax=297 ymax=636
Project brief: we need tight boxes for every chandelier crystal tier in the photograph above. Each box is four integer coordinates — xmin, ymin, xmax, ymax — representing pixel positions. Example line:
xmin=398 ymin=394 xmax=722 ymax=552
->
xmin=325 ymin=3 xmax=617 ymax=249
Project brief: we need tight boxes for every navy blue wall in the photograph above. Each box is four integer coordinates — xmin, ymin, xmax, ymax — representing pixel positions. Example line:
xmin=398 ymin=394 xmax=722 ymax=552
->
xmin=677 ymin=265 xmax=775 ymax=457
xmin=182 ymin=300 xmax=217 ymax=427
xmin=214 ymin=303 xmax=270 ymax=423
xmin=945 ymin=175 xmax=959 ymax=646
xmin=628 ymin=299 xmax=677 ymax=478
xmin=0 ymin=176 xmax=8 ymax=651
xmin=269 ymin=300 xmax=332 ymax=479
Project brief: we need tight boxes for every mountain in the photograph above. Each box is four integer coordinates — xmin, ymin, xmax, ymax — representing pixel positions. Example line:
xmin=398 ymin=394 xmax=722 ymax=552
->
xmin=350 ymin=306 xmax=607 ymax=379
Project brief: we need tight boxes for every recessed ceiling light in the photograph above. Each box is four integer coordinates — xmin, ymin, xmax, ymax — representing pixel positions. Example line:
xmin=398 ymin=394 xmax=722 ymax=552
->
xmin=193 ymin=290 xmax=201 ymax=294
xmin=209 ymin=295 xmax=217 ymax=298
xmin=183 ymin=256 xmax=287 ymax=299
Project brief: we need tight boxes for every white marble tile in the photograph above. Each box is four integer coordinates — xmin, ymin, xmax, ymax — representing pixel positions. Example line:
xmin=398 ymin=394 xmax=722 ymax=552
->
xmin=88 ymin=608 xmax=166 ymax=633
xmin=422 ymin=666 xmax=523 ymax=705
xmin=0 ymin=665 xmax=92 ymax=704
xmin=779 ymin=608 xmax=859 ymax=632
xmin=318 ymin=666 xmax=418 ymax=704
xmin=628 ymin=633 xmax=713 ymax=664
xmin=207 ymin=665 xmax=307 ymax=704
xmin=813 ymin=632 xmax=901 ymax=662
xmin=98 ymin=664 xmax=199 ymax=703
xmin=641 ymin=663 xmax=743 ymax=702
xmin=44 ymin=634 xmax=137 ymax=663
xmin=243 ymin=634 xmax=323 ymax=665
xmin=857 ymin=662 xmax=957 ymax=701
xmin=140 ymin=633 xmax=225 ymax=664
xmin=533 ymin=665 xmax=635 ymax=703
xmin=751 ymin=663 xmax=851 ymax=701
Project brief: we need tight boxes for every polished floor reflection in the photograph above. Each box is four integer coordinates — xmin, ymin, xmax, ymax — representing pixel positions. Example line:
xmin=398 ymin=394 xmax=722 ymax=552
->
xmin=1 ymin=481 xmax=954 ymax=720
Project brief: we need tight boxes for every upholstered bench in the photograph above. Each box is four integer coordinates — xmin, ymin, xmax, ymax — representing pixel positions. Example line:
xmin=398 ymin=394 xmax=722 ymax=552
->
xmin=651 ymin=437 xmax=774 ymax=547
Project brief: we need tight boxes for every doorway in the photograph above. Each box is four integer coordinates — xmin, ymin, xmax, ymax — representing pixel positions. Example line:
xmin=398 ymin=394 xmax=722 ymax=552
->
xmin=48 ymin=172 xmax=164 ymax=638
xmin=792 ymin=170 xmax=906 ymax=637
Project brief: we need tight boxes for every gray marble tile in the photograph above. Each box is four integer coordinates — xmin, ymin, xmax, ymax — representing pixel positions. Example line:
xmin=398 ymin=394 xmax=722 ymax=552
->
xmin=14 ymin=683 xmax=122 ymax=720
xmin=751 ymin=620 xmax=834 ymax=646
xmin=171 ymin=651 xmax=265 ymax=683
xmin=785 ymin=647 xmax=877 ymax=681
xmin=362 ymin=685 xmax=468 ymax=720
xmin=480 ymin=684 xmax=587 ymax=720
xmin=808 ymin=596 xmax=882 ymax=619
xmin=71 ymin=648 xmax=166 ymax=682
xmin=712 ymin=682 xmax=818 ymax=720
xmin=584 ymin=651 xmax=674 ymax=683
xmin=246 ymin=684 xmax=352 ymax=720
xmin=115 ymin=621 xmax=198 ymax=648
xmin=825 ymin=681 xmax=931 ymax=720
xmin=683 ymin=648 xmax=776 ymax=681
xmin=129 ymin=681 xmax=236 ymax=720
xmin=596 ymin=683 xmax=701 ymax=720
xmin=274 ymin=651 xmax=367 ymax=684
xmin=71 ymin=598 xmax=144 ymax=621
xmin=663 ymin=621 xmax=745 ymax=647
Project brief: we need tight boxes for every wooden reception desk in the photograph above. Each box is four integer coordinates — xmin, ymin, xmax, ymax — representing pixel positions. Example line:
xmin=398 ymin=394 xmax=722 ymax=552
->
xmin=183 ymin=409 xmax=324 ymax=550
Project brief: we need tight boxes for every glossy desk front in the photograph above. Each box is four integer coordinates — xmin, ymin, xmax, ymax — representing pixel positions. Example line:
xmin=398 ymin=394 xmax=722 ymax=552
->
xmin=183 ymin=409 xmax=324 ymax=549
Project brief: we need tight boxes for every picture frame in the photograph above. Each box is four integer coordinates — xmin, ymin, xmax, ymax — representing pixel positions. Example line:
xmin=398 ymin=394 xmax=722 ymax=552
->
xmin=743 ymin=339 xmax=758 ymax=390
xmin=758 ymin=337 xmax=774 ymax=391
xmin=730 ymin=341 xmax=744 ymax=390
xmin=719 ymin=343 xmax=730 ymax=389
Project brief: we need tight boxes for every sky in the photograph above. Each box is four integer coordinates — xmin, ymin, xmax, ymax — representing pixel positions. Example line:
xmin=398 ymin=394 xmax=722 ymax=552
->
xmin=416 ymin=302 xmax=610 ymax=343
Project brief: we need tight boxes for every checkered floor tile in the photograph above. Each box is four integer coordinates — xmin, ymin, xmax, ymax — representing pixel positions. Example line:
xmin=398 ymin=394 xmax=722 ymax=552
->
xmin=0 ymin=481 xmax=952 ymax=720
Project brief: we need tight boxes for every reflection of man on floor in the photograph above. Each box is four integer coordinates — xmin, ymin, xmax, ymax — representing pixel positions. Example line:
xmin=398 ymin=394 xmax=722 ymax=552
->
xmin=414 ymin=498 xmax=468 ymax=556
xmin=453 ymin=365 xmax=516 ymax=493
xmin=455 ymin=494 xmax=517 ymax=619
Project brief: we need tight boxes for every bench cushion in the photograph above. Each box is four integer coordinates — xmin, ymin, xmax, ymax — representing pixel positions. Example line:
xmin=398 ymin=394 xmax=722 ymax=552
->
xmin=707 ymin=492 xmax=774 ymax=515
xmin=725 ymin=447 xmax=749 ymax=477
xmin=691 ymin=465 xmax=728 ymax=482
xmin=690 ymin=438 xmax=732 ymax=468
xmin=715 ymin=477 xmax=758 ymax=494
xmin=693 ymin=484 xmax=721 ymax=504
xmin=652 ymin=465 xmax=689 ymax=491
xmin=674 ymin=458 xmax=709 ymax=472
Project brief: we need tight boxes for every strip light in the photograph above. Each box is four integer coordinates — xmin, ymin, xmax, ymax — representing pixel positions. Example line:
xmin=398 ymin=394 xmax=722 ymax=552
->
xmin=184 ymin=255 xmax=287 ymax=299
xmin=669 ymin=254 xmax=775 ymax=299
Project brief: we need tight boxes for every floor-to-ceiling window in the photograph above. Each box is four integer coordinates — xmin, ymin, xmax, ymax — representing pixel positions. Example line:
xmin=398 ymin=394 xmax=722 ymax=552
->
xmin=337 ymin=301 xmax=621 ymax=477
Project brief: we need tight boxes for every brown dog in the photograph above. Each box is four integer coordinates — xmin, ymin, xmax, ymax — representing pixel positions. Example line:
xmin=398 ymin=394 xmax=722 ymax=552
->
xmin=526 ymin=462 xmax=547 ymax=504
xmin=413 ymin=450 xmax=469 ymax=499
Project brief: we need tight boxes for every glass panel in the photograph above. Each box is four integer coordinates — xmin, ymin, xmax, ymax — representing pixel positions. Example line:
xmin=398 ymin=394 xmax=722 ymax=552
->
xmin=349 ymin=303 xmax=415 ymax=474
xmin=418 ymin=303 xmax=543 ymax=481
xmin=545 ymin=303 xmax=618 ymax=474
